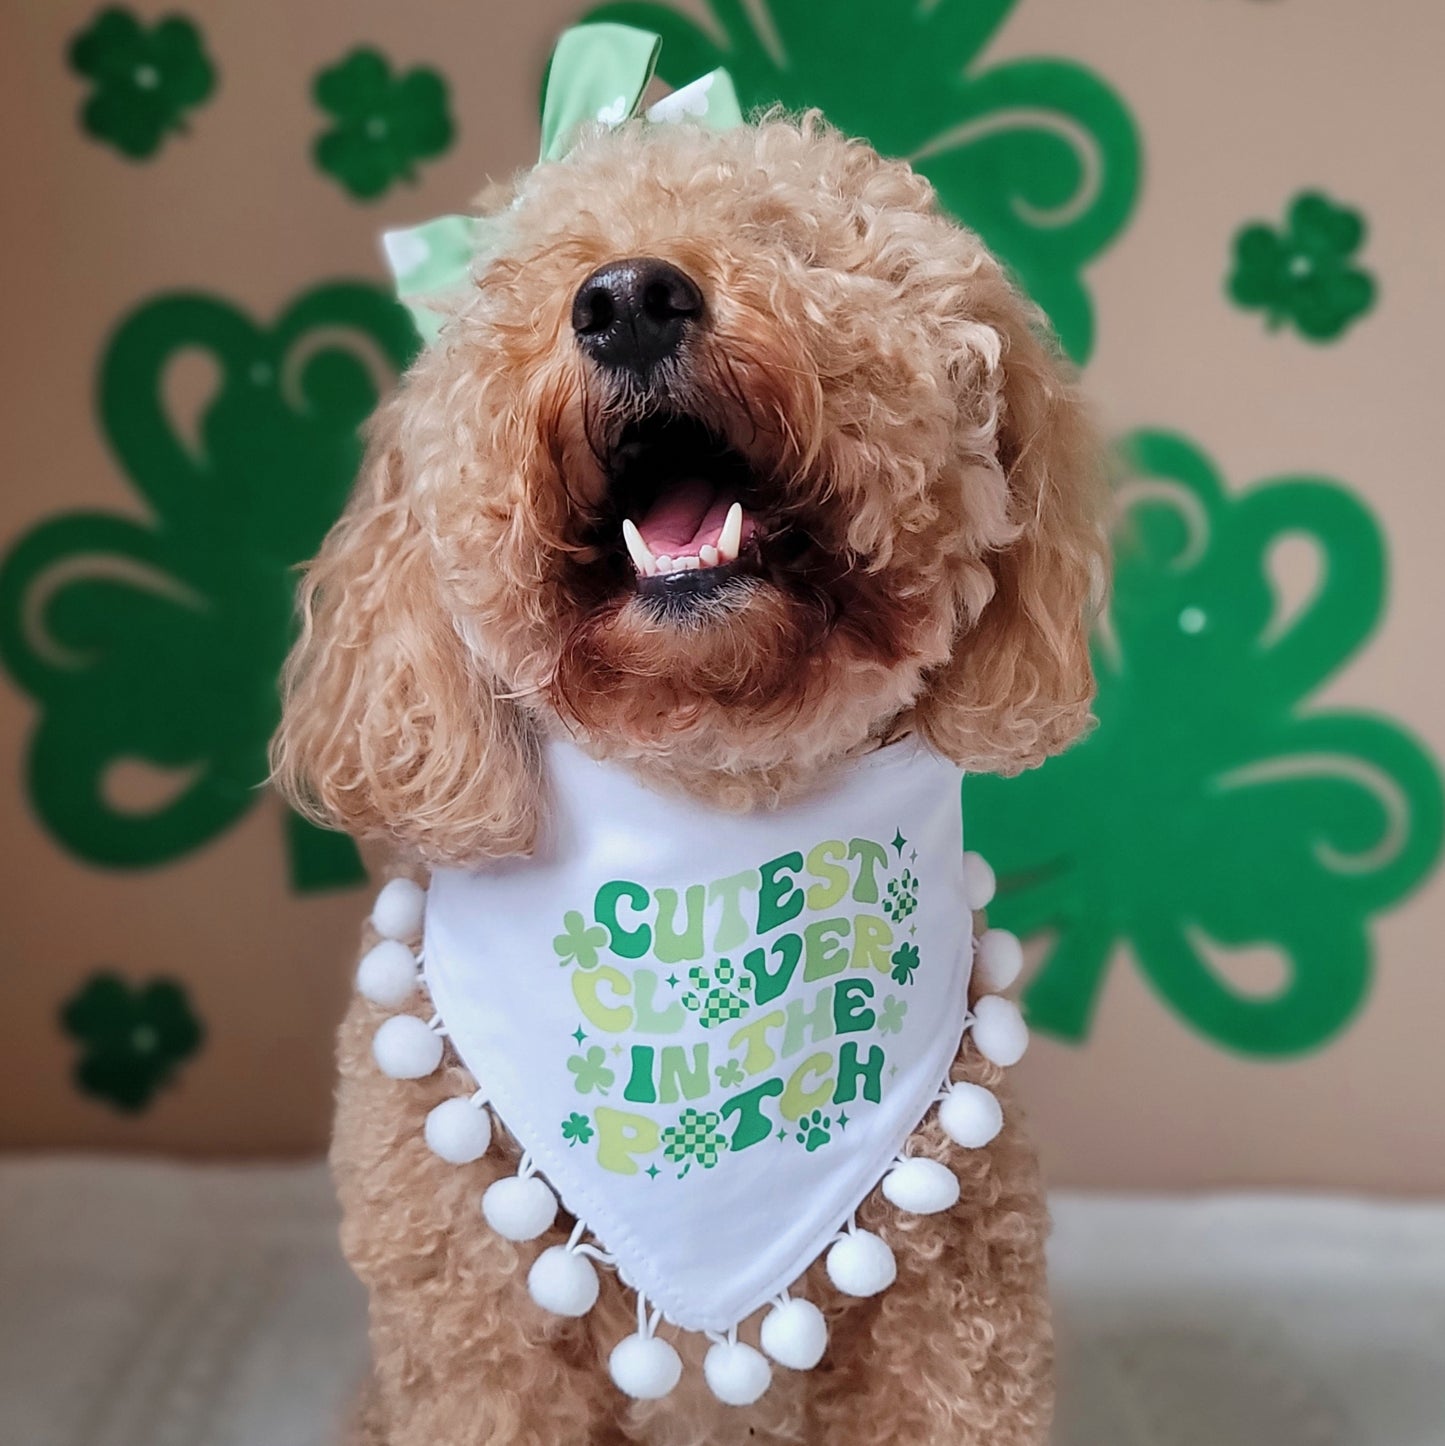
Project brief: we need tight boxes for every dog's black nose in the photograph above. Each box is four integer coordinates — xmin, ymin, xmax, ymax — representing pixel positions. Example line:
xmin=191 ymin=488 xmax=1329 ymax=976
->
xmin=571 ymin=258 xmax=703 ymax=372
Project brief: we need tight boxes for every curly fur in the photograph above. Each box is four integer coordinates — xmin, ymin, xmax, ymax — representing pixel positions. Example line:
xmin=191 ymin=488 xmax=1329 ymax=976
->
xmin=273 ymin=112 xmax=1106 ymax=1445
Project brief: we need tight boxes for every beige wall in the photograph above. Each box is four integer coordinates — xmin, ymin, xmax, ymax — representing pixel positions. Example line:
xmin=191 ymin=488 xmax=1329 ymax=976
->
xmin=2 ymin=0 xmax=1442 ymax=1188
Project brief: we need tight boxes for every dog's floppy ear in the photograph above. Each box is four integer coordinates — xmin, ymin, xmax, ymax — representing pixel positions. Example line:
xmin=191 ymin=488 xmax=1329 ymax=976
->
xmin=910 ymin=291 xmax=1109 ymax=775
xmin=272 ymin=396 xmax=539 ymax=862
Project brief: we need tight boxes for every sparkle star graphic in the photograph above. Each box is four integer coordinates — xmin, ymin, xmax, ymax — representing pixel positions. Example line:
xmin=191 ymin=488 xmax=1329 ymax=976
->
xmin=910 ymin=848 xmax=918 ymax=864
xmin=891 ymin=829 xmax=907 ymax=855
xmin=665 ymin=974 xmax=679 ymax=989
xmin=571 ymin=1025 xmax=587 ymax=1044
xmin=646 ymin=1164 xmax=660 ymax=1179
xmin=777 ymin=1127 xmax=789 ymax=1142
xmin=837 ymin=1112 xmax=850 ymax=1130
xmin=611 ymin=1044 xmax=624 ymax=1056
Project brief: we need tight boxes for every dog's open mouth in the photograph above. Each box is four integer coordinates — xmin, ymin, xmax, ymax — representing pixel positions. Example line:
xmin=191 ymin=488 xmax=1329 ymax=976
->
xmin=604 ymin=414 xmax=766 ymax=601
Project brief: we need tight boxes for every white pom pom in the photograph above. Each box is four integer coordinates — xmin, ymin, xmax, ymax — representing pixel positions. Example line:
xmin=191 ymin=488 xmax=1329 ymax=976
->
xmin=372 ymin=1015 xmax=443 ymax=1079
xmin=974 ymin=928 xmax=1023 ymax=992
xmin=356 ymin=939 xmax=418 ymax=1007
xmin=971 ymin=994 xmax=1029 ymax=1067
xmin=703 ymin=1339 xmax=772 ymax=1405
xmin=424 ymin=1097 xmax=492 ymax=1164
xmin=825 ymin=1230 xmax=896 ymax=1298
xmin=371 ymin=878 xmax=427 ymax=941
xmin=961 ymin=851 xmax=997 ymax=910
xmin=882 ymin=1156 xmax=961 ymax=1214
xmin=609 ymin=1334 xmax=683 ymax=1399
xmin=760 ymin=1297 xmax=828 ymax=1370
xmin=481 ymin=1174 xmax=558 ymax=1241
xmin=527 ymin=1246 xmax=598 ymax=1317
xmin=938 ymin=1082 xmax=1004 ymax=1149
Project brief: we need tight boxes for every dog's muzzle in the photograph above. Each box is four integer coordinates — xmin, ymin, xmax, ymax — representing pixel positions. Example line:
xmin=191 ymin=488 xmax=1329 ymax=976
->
xmin=571 ymin=257 xmax=703 ymax=375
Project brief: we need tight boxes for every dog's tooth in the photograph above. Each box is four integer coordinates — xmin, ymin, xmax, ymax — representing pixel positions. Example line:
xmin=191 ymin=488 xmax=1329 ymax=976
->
xmin=698 ymin=544 xmax=719 ymax=569
xmin=681 ymin=555 xmax=700 ymax=570
xmin=656 ymin=554 xmax=674 ymax=574
xmin=622 ymin=519 xmax=655 ymax=576
xmin=717 ymin=502 xmax=743 ymax=563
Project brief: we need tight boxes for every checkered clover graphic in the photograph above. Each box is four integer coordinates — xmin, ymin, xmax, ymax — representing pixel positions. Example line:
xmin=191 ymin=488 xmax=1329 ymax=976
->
xmin=885 ymin=867 xmax=919 ymax=923
xmin=681 ymin=959 xmax=751 ymax=1028
xmin=661 ymin=1107 xmax=727 ymax=1178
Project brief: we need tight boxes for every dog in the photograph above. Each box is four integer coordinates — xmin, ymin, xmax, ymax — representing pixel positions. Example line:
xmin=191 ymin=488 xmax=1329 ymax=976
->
xmin=274 ymin=99 xmax=1106 ymax=1446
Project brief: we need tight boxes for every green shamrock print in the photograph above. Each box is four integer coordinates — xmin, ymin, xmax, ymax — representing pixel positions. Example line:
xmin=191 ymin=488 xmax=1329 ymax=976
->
xmin=1228 ymin=191 xmax=1376 ymax=343
xmin=562 ymin=1111 xmax=595 ymax=1145
xmin=68 ymin=7 xmax=216 ymax=160
xmin=313 ymin=48 xmax=455 ymax=201
xmin=681 ymin=959 xmax=750 ymax=1028
xmin=661 ymin=1107 xmax=727 ymax=1177
xmin=878 ymin=995 xmax=908 ymax=1036
xmin=967 ymin=430 xmax=1443 ymax=1057
xmin=60 ymin=972 xmax=204 ymax=1113
xmin=579 ymin=0 xmax=1141 ymax=361
xmin=795 ymin=1109 xmax=831 ymax=1151
xmin=884 ymin=868 xmax=918 ymax=923
xmin=553 ymin=910 xmax=609 ymax=968
xmin=0 ymin=284 xmax=417 ymax=890
xmin=714 ymin=1057 xmax=747 ymax=1089
xmin=889 ymin=942 xmax=920 ymax=986
xmin=567 ymin=1044 xmax=616 ymax=1096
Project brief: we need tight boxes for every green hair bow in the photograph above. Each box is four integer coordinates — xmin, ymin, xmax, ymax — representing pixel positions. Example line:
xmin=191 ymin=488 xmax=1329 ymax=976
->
xmin=383 ymin=23 xmax=744 ymax=345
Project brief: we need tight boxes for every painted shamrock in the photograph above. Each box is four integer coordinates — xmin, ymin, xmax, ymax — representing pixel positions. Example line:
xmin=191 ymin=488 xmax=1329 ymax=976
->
xmin=68 ymin=7 xmax=216 ymax=160
xmin=884 ymin=868 xmax=918 ymax=923
xmin=681 ymin=959 xmax=750 ymax=1028
xmin=554 ymin=910 xmax=609 ymax=968
xmin=878 ymin=995 xmax=908 ymax=1036
xmin=714 ymin=1057 xmax=746 ymax=1089
xmin=562 ymin=1111 xmax=595 ymax=1145
xmin=579 ymin=0 xmax=1141 ymax=360
xmin=60 ymin=972 xmax=204 ymax=1112
xmin=567 ymin=1044 xmax=616 ymax=1095
xmin=889 ymin=942 xmax=920 ymax=986
xmin=0 ymin=284 xmax=417 ymax=890
xmin=313 ymin=48 xmax=455 ymax=201
xmin=661 ymin=1107 xmax=727 ymax=1176
xmin=1228 ymin=191 xmax=1376 ymax=342
xmin=967 ymin=430 xmax=1443 ymax=1056
xmin=796 ymin=1110 xmax=831 ymax=1151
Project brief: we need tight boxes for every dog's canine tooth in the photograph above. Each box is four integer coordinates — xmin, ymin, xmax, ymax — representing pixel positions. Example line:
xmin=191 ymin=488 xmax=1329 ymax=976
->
xmin=622 ymin=519 xmax=655 ymax=575
xmin=717 ymin=502 xmax=743 ymax=564
xmin=698 ymin=544 xmax=719 ymax=569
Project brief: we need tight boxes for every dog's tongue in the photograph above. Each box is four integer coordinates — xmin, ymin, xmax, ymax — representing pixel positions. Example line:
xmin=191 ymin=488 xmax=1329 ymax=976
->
xmin=635 ymin=479 xmax=736 ymax=557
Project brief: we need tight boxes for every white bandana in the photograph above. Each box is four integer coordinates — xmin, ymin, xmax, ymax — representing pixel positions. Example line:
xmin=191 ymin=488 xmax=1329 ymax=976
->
xmin=362 ymin=735 xmax=1027 ymax=1403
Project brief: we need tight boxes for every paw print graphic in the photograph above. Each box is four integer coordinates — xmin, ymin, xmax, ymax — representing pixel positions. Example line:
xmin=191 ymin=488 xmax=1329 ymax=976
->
xmin=681 ymin=959 xmax=751 ymax=1029
xmin=884 ymin=868 xmax=918 ymax=923
xmin=795 ymin=1110 xmax=832 ymax=1152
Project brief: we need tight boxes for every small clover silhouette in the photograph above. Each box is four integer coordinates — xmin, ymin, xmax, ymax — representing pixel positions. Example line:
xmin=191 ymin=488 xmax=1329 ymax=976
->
xmin=1229 ymin=191 xmax=1376 ymax=343
xmin=561 ymin=1111 xmax=595 ymax=1145
xmin=661 ymin=1107 xmax=726 ymax=1177
xmin=567 ymin=1045 xmax=616 ymax=1096
xmin=553 ymin=910 xmax=609 ymax=968
xmin=878 ymin=994 xmax=908 ymax=1035
xmin=0 ymin=284 xmax=417 ymax=890
xmin=579 ymin=0 xmax=1140 ymax=360
xmin=68 ymin=7 xmax=216 ymax=160
xmin=889 ymin=942 xmax=920 ymax=985
xmin=313 ymin=48 xmax=455 ymax=201
xmin=715 ymin=1057 xmax=746 ymax=1089
xmin=967 ymin=430 xmax=1443 ymax=1056
xmin=61 ymin=972 xmax=204 ymax=1112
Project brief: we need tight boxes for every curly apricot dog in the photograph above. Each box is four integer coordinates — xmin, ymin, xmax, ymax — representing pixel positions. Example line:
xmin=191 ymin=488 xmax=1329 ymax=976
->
xmin=275 ymin=108 xmax=1105 ymax=1446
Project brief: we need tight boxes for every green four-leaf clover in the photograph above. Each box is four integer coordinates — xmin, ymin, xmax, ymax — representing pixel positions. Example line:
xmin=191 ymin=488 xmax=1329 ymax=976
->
xmin=578 ymin=0 xmax=1141 ymax=361
xmin=661 ymin=1106 xmax=727 ymax=1177
xmin=890 ymin=943 xmax=920 ymax=985
xmin=0 ymin=283 xmax=418 ymax=890
xmin=878 ymin=994 xmax=908 ymax=1035
xmin=967 ymin=430 xmax=1443 ymax=1056
xmin=68 ymin=7 xmax=216 ymax=160
xmin=61 ymin=972 xmax=204 ymax=1112
xmin=1229 ymin=191 xmax=1376 ymax=342
xmin=312 ymin=48 xmax=455 ymax=200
